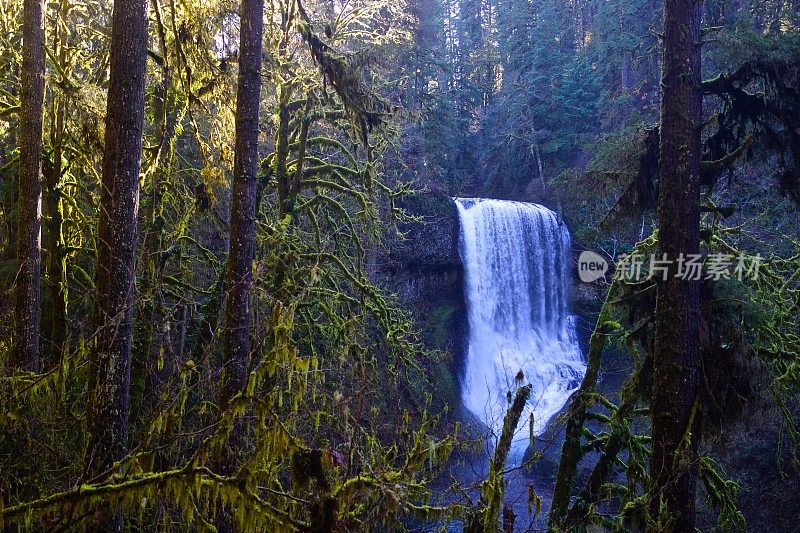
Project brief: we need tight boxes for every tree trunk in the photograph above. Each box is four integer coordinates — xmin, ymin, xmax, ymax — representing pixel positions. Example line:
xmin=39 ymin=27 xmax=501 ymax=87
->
xmin=649 ymin=0 xmax=702 ymax=530
xmin=12 ymin=0 xmax=45 ymax=372
xmin=221 ymin=0 xmax=264 ymax=410
xmin=465 ymin=385 xmax=531 ymax=533
xmin=85 ymin=0 xmax=149 ymax=490
xmin=45 ymin=101 xmax=69 ymax=363
xmin=275 ymin=90 xmax=291 ymax=219
xmin=549 ymin=290 xmax=616 ymax=529
xmin=45 ymin=0 xmax=71 ymax=364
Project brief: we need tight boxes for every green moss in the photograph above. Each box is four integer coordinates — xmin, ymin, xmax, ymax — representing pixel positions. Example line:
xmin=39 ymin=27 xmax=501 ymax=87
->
xmin=432 ymin=359 xmax=457 ymax=407
xmin=427 ymin=305 xmax=456 ymax=349
xmin=400 ymin=188 xmax=454 ymax=218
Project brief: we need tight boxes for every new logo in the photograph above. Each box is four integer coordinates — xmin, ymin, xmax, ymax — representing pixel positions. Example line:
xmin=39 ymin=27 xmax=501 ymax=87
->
xmin=578 ymin=251 xmax=608 ymax=283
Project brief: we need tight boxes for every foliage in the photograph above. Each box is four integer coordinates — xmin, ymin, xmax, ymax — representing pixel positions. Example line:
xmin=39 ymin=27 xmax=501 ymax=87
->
xmin=576 ymin=27 xmax=800 ymax=236
xmin=0 ymin=0 xmax=467 ymax=529
xmin=548 ymin=225 xmax=800 ymax=530
xmin=2 ymin=0 xmax=800 ymax=530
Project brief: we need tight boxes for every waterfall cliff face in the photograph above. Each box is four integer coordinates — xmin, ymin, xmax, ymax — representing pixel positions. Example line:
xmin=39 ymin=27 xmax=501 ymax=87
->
xmin=455 ymin=198 xmax=586 ymax=445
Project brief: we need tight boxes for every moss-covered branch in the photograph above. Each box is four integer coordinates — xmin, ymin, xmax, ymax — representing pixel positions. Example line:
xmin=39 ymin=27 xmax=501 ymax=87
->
xmin=465 ymin=384 xmax=532 ymax=533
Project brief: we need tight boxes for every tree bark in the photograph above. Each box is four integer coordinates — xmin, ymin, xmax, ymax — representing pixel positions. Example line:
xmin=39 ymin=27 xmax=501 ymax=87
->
xmin=465 ymin=385 xmax=531 ymax=533
xmin=649 ymin=0 xmax=702 ymax=530
xmin=45 ymin=0 xmax=71 ymax=364
xmin=85 ymin=0 xmax=149 ymax=488
xmin=12 ymin=0 xmax=46 ymax=372
xmin=221 ymin=0 xmax=264 ymax=410
xmin=275 ymin=90 xmax=291 ymax=219
xmin=549 ymin=291 xmax=615 ymax=529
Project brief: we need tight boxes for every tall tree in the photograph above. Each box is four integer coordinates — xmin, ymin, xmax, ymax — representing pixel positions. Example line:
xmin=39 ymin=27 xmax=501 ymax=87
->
xmin=455 ymin=0 xmax=485 ymax=111
xmin=649 ymin=0 xmax=702 ymax=530
xmin=12 ymin=0 xmax=46 ymax=372
xmin=45 ymin=0 xmax=71 ymax=363
xmin=85 ymin=0 xmax=149 ymax=481
xmin=221 ymin=0 xmax=264 ymax=409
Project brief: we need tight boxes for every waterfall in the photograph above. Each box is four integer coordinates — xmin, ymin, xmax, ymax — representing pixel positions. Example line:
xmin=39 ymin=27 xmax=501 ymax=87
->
xmin=455 ymin=198 xmax=586 ymax=446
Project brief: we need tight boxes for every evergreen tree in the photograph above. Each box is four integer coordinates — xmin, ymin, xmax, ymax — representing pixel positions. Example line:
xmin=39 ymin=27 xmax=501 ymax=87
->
xmin=86 ymin=0 xmax=149 ymax=501
xmin=589 ymin=0 xmax=661 ymax=128
xmin=221 ymin=0 xmax=264 ymax=412
xmin=650 ymin=0 xmax=702 ymax=528
xmin=12 ymin=0 xmax=45 ymax=372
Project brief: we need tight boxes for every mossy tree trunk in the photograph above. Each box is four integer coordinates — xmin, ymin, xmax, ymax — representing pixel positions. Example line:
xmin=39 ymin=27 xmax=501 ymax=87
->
xmin=275 ymin=87 xmax=291 ymax=219
xmin=12 ymin=0 xmax=45 ymax=372
xmin=221 ymin=0 xmax=264 ymax=411
xmin=44 ymin=0 xmax=71 ymax=365
xmin=548 ymin=292 xmax=615 ymax=529
xmin=649 ymin=0 xmax=702 ymax=530
xmin=85 ymin=0 xmax=149 ymax=498
xmin=465 ymin=384 xmax=531 ymax=533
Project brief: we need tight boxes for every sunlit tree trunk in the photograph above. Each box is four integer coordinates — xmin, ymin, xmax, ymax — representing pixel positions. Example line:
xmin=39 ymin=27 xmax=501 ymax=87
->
xmin=221 ymin=0 xmax=264 ymax=410
xmin=649 ymin=0 xmax=702 ymax=530
xmin=85 ymin=0 xmax=149 ymax=495
xmin=12 ymin=0 xmax=45 ymax=372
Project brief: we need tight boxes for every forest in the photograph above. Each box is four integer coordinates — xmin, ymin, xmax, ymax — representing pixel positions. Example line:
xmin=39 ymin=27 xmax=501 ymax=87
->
xmin=1 ymin=0 xmax=799 ymax=530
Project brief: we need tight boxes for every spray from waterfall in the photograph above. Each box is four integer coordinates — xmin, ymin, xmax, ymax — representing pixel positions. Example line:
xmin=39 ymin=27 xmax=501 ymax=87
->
xmin=455 ymin=198 xmax=586 ymax=449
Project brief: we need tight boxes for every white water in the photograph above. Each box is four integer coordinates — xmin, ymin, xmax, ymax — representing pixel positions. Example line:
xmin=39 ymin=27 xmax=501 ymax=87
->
xmin=455 ymin=198 xmax=586 ymax=448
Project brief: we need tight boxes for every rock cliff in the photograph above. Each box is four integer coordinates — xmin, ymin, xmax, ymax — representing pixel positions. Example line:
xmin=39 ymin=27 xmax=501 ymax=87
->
xmin=379 ymin=188 xmax=467 ymax=392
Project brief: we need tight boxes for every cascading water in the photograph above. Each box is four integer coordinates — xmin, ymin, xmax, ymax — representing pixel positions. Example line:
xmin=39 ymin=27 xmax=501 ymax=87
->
xmin=455 ymin=198 xmax=586 ymax=448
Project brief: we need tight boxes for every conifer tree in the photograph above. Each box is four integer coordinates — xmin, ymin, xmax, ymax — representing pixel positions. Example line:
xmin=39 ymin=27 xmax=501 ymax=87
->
xmin=12 ymin=0 xmax=45 ymax=372
xmin=221 ymin=0 xmax=264 ymax=410
xmin=86 ymin=0 xmax=150 ymax=490
xmin=649 ymin=0 xmax=703 ymax=529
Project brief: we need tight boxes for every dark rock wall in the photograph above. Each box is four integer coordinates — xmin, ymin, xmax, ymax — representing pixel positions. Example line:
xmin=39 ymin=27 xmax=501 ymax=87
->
xmin=379 ymin=189 xmax=468 ymax=393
